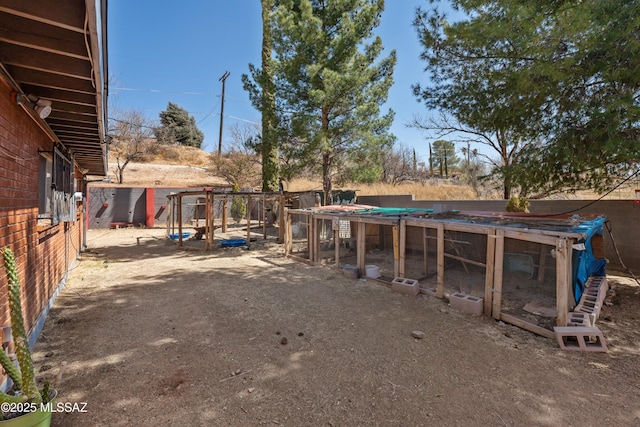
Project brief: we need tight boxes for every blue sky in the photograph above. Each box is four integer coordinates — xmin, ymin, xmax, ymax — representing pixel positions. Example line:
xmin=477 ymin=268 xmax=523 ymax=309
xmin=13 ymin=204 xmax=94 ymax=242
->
xmin=108 ymin=1 xmax=446 ymax=164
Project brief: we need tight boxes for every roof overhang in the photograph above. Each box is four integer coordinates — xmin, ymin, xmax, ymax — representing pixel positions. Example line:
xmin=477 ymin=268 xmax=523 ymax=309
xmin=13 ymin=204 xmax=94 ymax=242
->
xmin=0 ymin=0 xmax=109 ymax=175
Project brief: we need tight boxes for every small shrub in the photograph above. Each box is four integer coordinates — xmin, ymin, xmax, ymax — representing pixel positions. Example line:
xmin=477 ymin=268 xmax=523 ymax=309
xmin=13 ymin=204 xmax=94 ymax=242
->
xmin=506 ymin=196 xmax=530 ymax=213
xmin=231 ymin=182 xmax=246 ymax=223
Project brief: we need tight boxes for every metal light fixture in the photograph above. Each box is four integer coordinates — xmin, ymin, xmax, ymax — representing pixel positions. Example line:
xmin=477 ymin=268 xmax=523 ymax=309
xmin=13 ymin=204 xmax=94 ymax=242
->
xmin=34 ymin=99 xmax=52 ymax=119
xmin=13 ymin=92 xmax=52 ymax=119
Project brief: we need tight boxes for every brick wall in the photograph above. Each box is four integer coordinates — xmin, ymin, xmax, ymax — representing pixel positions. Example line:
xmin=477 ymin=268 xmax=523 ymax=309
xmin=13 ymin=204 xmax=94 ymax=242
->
xmin=0 ymin=77 xmax=82 ymax=344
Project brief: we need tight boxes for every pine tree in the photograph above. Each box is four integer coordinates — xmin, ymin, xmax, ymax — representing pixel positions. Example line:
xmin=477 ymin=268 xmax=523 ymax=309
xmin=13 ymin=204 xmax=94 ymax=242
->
xmin=271 ymin=0 xmax=396 ymax=203
xmin=156 ymin=102 xmax=204 ymax=148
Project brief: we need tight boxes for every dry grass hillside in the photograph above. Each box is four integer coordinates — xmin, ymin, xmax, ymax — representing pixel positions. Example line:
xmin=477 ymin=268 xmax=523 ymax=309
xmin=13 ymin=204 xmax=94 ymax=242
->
xmin=92 ymin=145 xmax=638 ymax=200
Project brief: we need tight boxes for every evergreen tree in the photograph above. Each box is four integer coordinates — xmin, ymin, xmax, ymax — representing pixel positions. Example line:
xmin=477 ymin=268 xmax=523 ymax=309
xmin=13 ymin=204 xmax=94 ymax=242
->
xmin=270 ymin=0 xmax=396 ymax=203
xmin=413 ymin=0 xmax=640 ymax=197
xmin=156 ymin=102 xmax=204 ymax=148
xmin=431 ymin=140 xmax=458 ymax=176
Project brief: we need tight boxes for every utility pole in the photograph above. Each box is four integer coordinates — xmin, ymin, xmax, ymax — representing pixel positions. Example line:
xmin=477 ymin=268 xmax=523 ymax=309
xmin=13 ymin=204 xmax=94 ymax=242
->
xmin=217 ymin=71 xmax=230 ymax=157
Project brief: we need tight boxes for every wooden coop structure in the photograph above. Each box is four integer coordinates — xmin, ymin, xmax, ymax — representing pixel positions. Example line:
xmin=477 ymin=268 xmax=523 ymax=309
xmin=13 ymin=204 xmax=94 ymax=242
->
xmin=165 ymin=189 xmax=284 ymax=250
xmin=285 ymin=206 xmax=608 ymax=350
xmin=165 ymin=189 xmax=331 ymax=251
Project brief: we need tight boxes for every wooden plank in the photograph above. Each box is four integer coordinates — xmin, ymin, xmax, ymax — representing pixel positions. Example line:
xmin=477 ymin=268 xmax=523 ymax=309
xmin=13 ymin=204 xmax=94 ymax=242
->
xmin=555 ymin=238 xmax=570 ymax=327
xmin=500 ymin=313 xmax=556 ymax=340
xmin=437 ymin=223 xmax=445 ymax=298
xmin=278 ymin=195 xmax=286 ymax=244
xmin=443 ymin=253 xmax=486 ymax=268
xmin=484 ymin=230 xmax=496 ymax=316
xmin=502 ymin=229 xmax=561 ymax=246
xmin=492 ymin=229 xmax=505 ymax=319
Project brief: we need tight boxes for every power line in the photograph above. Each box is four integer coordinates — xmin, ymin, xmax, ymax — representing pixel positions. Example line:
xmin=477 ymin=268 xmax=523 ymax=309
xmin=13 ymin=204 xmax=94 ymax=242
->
xmin=113 ymin=87 xmax=219 ymax=96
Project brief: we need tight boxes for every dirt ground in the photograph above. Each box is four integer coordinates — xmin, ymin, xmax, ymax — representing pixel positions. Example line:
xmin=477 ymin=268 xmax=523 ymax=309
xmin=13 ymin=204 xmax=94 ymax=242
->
xmin=32 ymin=227 xmax=640 ymax=426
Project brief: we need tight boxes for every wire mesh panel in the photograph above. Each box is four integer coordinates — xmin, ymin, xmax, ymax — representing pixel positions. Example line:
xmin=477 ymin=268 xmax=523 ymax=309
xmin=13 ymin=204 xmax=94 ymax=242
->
xmin=289 ymin=212 xmax=311 ymax=261
xmin=500 ymin=239 xmax=558 ymax=331
xmin=361 ymin=223 xmax=397 ymax=280
xmin=316 ymin=218 xmax=338 ymax=265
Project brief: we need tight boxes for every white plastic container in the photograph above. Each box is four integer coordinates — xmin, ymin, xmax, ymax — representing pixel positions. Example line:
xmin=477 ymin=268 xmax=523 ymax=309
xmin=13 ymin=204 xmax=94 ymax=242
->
xmin=365 ymin=264 xmax=381 ymax=279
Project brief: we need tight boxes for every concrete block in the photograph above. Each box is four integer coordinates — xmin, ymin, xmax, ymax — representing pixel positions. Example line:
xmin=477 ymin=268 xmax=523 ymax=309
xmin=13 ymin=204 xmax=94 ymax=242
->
xmin=462 ymin=295 xmax=484 ymax=316
xmin=449 ymin=293 xmax=484 ymax=316
xmin=568 ymin=312 xmax=591 ymax=327
xmin=449 ymin=292 xmax=467 ymax=312
xmin=391 ymin=277 xmax=420 ymax=296
xmin=554 ymin=326 xmax=608 ymax=352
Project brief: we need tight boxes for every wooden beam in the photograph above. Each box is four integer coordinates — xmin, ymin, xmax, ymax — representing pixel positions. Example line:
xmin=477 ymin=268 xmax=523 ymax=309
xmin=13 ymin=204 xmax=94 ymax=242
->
xmin=500 ymin=313 xmax=556 ymax=340
xmin=443 ymin=253 xmax=486 ymax=268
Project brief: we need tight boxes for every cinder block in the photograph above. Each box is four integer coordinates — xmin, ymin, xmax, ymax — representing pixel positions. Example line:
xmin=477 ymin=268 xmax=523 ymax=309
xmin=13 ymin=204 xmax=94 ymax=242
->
xmin=568 ymin=312 xmax=591 ymax=327
xmin=449 ymin=293 xmax=484 ymax=316
xmin=463 ymin=295 xmax=484 ymax=316
xmin=391 ymin=277 xmax=420 ymax=296
xmin=449 ymin=292 xmax=467 ymax=312
xmin=554 ymin=326 xmax=608 ymax=352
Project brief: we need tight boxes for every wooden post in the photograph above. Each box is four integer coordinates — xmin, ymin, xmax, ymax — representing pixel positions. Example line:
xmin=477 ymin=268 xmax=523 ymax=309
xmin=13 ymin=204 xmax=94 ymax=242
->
xmin=210 ymin=193 xmax=216 ymax=249
xmin=436 ymin=223 xmax=445 ymax=298
xmin=492 ymin=229 xmax=505 ymax=319
xmin=205 ymin=193 xmax=211 ymax=251
xmin=246 ymin=195 xmax=252 ymax=247
xmin=166 ymin=196 xmax=172 ymax=238
xmin=334 ymin=226 xmax=340 ymax=267
xmin=222 ymin=198 xmax=228 ymax=233
xmin=484 ymin=230 xmax=496 ymax=316
xmin=278 ymin=194 xmax=286 ymax=244
xmin=397 ymin=223 xmax=405 ymax=278
xmin=177 ymin=194 xmax=183 ymax=247
xmin=555 ymin=238 xmax=570 ymax=327
xmin=284 ymin=208 xmax=291 ymax=256
xmin=262 ymin=194 xmax=267 ymax=240
xmin=423 ymin=228 xmax=429 ymax=276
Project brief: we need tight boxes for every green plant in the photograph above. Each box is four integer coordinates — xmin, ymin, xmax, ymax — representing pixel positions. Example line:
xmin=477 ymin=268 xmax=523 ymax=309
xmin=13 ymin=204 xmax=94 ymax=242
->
xmin=231 ymin=182 xmax=247 ymax=224
xmin=0 ymin=248 xmax=53 ymax=419
xmin=505 ymin=196 xmax=530 ymax=213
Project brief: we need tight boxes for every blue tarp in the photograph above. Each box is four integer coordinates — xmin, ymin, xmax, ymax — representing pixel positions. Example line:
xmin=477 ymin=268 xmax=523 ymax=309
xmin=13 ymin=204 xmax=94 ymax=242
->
xmin=571 ymin=217 xmax=607 ymax=302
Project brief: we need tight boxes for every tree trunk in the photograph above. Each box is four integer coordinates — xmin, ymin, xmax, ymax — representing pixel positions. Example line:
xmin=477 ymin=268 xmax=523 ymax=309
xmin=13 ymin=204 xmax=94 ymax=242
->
xmin=321 ymin=105 xmax=332 ymax=205
xmin=260 ymin=0 xmax=279 ymax=192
